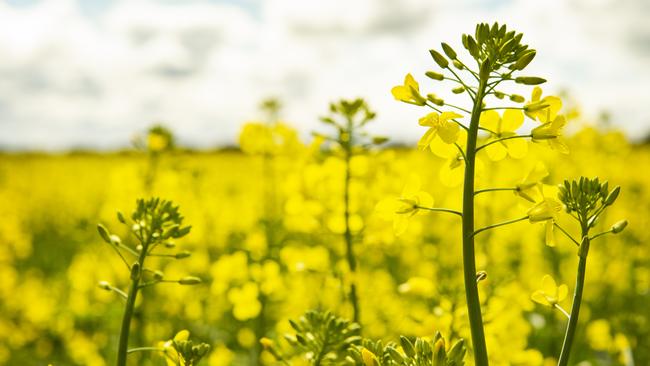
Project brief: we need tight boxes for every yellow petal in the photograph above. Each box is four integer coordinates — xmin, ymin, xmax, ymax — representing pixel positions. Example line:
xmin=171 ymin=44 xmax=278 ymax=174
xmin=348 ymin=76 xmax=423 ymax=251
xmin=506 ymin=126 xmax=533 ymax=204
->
xmin=440 ymin=111 xmax=463 ymax=121
xmin=402 ymin=174 xmax=421 ymax=197
xmin=415 ymin=191 xmax=434 ymax=211
xmin=419 ymin=112 xmax=439 ymax=126
xmin=502 ymin=109 xmax=524 ymax=132
xmin=375 ymin=198 xmax=399 ymax=220
xmin=418 ymin=128 xmax=437 ymax=149
xmin=545 ymin=220 xmax=556 ymax=247
xmin=405 ymin=73 xmax=419 ymax=92
xmin=430 ymin=135 xmax=459 ymax=159
xmin=174 ymin=330 xmax=190 ymax=342
xmin=485 ymin=140 xmax=507 ymax=161
xmin=391 ymin=86 xmax=409 ymax=101
xmin=541 ymin=275 xmax=557 ymax=295
xmin=531 ymin=291 xmax=551 ymax=307
xmin=506 ymin=137 xmax=528 ymax=159
xmin=557 ymin=284 xmax=568 ymax=302
xmin=531 ymin=87 xmax=542 ymax=102
xmin=479 ymin=110 xmax=500 ymax=132
xmin=394 ymin=215 xmax=408 ymax=236
xmin=437 ymin=121 xmax=460 ymax=144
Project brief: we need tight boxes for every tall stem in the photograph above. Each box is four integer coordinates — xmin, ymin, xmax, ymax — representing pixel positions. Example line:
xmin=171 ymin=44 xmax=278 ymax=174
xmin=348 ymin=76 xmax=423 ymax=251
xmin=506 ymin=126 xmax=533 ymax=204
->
xmin=557 ymin=229 xmax=590 ymax=366
xmin=462 ymin=77 xmax=489 ymax=366
xmin=343 ymin=120 xmax=360 ymax=324
xmin=116 ymin=246 xmax=148 ymax=366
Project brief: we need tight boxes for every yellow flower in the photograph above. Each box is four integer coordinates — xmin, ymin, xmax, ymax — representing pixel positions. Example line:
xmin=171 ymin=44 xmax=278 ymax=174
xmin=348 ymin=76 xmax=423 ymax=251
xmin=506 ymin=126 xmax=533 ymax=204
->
xmin=391 ymin=73 xmax=426 ymax=106
xmin=479 ymin=109 xmax=528 ymax=160
xmin=418 ymin=111 xmax=463 ymax=149
xmin=527 ymin=192 xmax=563 ymax=246
xmin=227 ymin=282 xmax=262 ymax=320
xmin=524 ymin=87 xmax=562 ymax=122
xmin=515 ymin=163 xmax=549 ymax=203
xmin=531 ymin=115 xmax=569 ymax=154
xmin=376 ymin=175 xmax=433 ymax=236
xmin=531 ymin=275 xmax=568 ymax=307
xmin=361 ymin=348 xmax=379 ymax=366
xmin=159 ymin=330 xmax=190 ymax=366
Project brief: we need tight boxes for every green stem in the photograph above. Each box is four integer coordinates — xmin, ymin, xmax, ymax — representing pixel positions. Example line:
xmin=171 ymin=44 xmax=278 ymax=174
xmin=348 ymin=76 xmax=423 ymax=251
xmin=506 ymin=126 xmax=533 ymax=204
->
xmin=415 ymin=206 xmax=463 ymax=217
xmin=127 ymin=347 xmax=162 ymax=354
xmin=472 ymin=216 xmax=528 ymax=238
xmin=554 ymin=223 xmax=580 ymax=246
xmin=474 ymin=187 xmax=517 ymax=196
xmin=343 ymin=118 xmax=360 ymax=324
xmin=557 ymin=231 xmax=590 ymax=366
xmin=476 ymin=134 xmax=532 ymax=152
xmin=461 ymin=76 xmax=489 ymax=366
xmin=117 ymin=243 xmax=148 ymax=366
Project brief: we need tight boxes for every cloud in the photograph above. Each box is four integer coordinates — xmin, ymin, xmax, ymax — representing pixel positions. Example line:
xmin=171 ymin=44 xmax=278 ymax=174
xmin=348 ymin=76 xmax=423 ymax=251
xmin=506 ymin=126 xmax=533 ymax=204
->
xmin=0 ymin=0 xmax=648 ymax=150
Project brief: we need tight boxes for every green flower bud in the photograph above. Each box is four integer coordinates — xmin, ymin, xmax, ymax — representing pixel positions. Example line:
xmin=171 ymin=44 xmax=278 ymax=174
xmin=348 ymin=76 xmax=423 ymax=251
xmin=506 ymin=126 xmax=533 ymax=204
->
xmin=425 ymin=71 xmax=444 ymax=80
xmin=97 ymin=224 xmax=111 ymax=244
xmin=611 ymin=220 xmax=628 ymax=234
xmin=130 ymin=262 xmax=141 ymax=281
xmin=494 ymin=91 xmax=505 ymax=99
xmin=178 ymin=276 xmax=202 ymax=285
xmin=153 ymin=270 xmax=164 ymax=280
xmin=426 ymin=94 xmax=444 ymax=106
xmin=429 ymin=49 xmax=449 ymax=68
xmin=117 ymin=211 xmax=126 ymax=224
xmin=98 ymin=281 xmax=112 ymax=291
xmin=605 ymin=186 xmax=621 ymax=206
xmin=109 ymin=234 xmax=121 ymax=246
xmin=512 ymin=50 xmax=536 ymax=70
xmin=515 ymin=76 xmax=547 ymax=85
xmin=509 ymin=94 xmax=525 ymax=103
xmin=452 ymin=86 xmax=465 ymax=94
xmin=479 ymin=59 xmax=491 ymax=79
xmin=400 ymin=336 xmax=415 ymax=357
xmin=452 ymin=59 xmax=463 ymax=70
xmin=372 ymin=136 xmax=389 ymax=145
xmin=175 ymin=251 xmax=191 ymax=259
xmin=441 ymin=42 xmax=457 ymax=59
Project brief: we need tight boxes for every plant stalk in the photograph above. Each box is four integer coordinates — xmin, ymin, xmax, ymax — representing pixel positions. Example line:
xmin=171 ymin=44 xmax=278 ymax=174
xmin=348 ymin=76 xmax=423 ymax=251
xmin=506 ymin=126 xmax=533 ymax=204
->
xmin=116 ymin=246 xmax=148 ymax=366
xmin=462 ymin=76 xmax=489 ymax=366
xmin=343 ymin=119 xmax=360 ymax=324
xmin=557 ymin=230 xmax=590 ymax=366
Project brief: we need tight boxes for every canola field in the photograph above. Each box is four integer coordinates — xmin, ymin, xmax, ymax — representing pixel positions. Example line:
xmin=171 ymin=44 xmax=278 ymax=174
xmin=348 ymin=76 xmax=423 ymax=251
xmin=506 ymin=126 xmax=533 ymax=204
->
xmin=0 ymin=123 xmax=648 ymax=365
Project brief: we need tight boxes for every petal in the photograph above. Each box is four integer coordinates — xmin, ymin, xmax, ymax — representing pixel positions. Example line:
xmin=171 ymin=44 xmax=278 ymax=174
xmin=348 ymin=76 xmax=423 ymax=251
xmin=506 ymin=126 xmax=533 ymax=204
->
xmin=485 ymin=140 xmax=508 ymax=161
xmin=545 ymin=220 xmax=556 ymax=247
xmin=541 ymin=275 xmax=557 ymax=295
xmin=405 ymin=73 xmax=419 ymax=92
xmin=523 ymin=162 xmax=549 ymax=184
xmin=479 ymin=110 xmax=500 ymax=132
xmin=174 ymin=330 xmax=190 ymax=342
xmin=393 ymin=215 xmax=408 ymax=236
xmin=557 ymin=284 xmax=568 ymax=302
xmin=402 ymin=174 xmax=421 ymax=196
xmin=506 ymin=137 xmax=528 ymax=159
xmin=415 ymin=191 xmax=434 ymax=210
xmin=531 ymin=87 xmax=542 ymax=102
xmin=391 ymin=86 xmax=408 ymax=101
xmin=439 ymin=160 xmax=464 ymax=187
xmin=531 ymin=291 xmax=551 ymax=307
xmin=438 ymin=121 xmax=460 ymax=144
xmin=375 ymin=198 xmax=399 ymax=220
xmin=549 ymin=138 xmax=570 ymax=154
xmin=418 ymin=128 xmax=437 ymax=149
xmin=539 ymin=96 xmax=562 ymax=123
xmin=502 ymin=109 xmax=525 ymax=132
xmin=430 ymin=135 xmax=459 ymax=159
xmin=419 ymin=112 xmax=438 ymax=126
xmin=440 ymin=111 xmax=463 ymax=121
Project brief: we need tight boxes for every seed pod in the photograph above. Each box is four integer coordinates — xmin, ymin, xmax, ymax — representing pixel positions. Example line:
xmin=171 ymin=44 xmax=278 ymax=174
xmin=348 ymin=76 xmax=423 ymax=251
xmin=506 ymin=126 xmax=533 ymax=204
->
xmin=441 ymin=42 xmax=457 ymax=59
xmin=515 ymin=76 xmax=547 ymax=85
xmin=425 ymin=71 xmax=444 ymax=80
xmin=429 ymin=49 xmax=449 ymax=68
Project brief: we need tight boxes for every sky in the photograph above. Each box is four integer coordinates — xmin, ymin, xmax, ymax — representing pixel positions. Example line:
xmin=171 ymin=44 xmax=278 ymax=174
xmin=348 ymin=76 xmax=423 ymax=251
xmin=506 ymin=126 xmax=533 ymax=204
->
xmin=0 ymin=0 xmax=649 ymax=150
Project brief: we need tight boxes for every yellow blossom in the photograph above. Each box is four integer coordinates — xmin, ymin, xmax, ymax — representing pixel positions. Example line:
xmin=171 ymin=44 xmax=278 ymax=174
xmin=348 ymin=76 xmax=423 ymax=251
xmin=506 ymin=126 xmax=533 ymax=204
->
xmin=531 ymin=115 xmax=569 ymax=154
xmin=391 ymin=74 xmax=426 ymax=106
xmin=418 ymin=111 xmax=463 ymax=149
xmin=376 ymin=175 xmax=433 ymax=236
xmin=527 ymin=192 xmax=563 ymax=246
xmin=361 ymin=348 xmax=379 ymax=366
xmin=531 ymin=275 xmax=568 ymax=307
xmin=524 ymin=87 xmax=562 ymax=122
xmin=515 ymin=163 xmax=549 ymax=202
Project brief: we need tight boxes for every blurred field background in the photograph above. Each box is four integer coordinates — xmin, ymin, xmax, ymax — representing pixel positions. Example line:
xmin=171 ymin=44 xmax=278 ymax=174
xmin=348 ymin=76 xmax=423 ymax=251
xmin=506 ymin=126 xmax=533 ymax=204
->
xmin=1 ymin=122 xmax=648 ymax=365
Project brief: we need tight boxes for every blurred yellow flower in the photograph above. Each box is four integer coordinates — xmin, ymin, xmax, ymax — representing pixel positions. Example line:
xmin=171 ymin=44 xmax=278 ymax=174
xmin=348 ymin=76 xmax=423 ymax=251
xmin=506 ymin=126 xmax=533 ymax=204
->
xmin=531 ymin=275 xmax=568 ymax=307
xmin=376 ymin=175 xmax=433 ymax=236
xmin=527 ymin=193 xmax=563 ymax=246
xmin=227 ymin=282 xmax=262 ymax=321
xmin=515 ymin=163 xmax=548 ymax=203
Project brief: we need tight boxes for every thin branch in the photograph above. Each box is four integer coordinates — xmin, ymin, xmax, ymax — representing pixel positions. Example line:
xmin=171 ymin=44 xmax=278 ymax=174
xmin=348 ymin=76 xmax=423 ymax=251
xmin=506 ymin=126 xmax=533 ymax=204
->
xmin=554 ymin=223 xmax=580 ymax=246
xmin=474 ymin=187 xmax=517 ymax=196
xmin=476 ymin=134 xmax=532 ymax=152
xmin=554 ymin=304 xmax=571 ymax=319
xmin=471 ymin=216 xmax=528 ymax=238
xmin=415 ymin=206 xmax=463 ymax=217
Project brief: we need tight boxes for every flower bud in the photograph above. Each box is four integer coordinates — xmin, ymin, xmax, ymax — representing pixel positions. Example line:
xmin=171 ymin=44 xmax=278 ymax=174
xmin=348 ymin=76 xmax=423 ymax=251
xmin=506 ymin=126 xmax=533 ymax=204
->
xmin=426 ymin=94 xmax=444 ymax=106
xmin=175 ymin=251 xmax=191 ymax=259
xmin=117 ymin=211 xmax=126 ymax=224
xmin=515 ymin=76 xmax=547 ymax=85
xmin=452 ymin=86 xmax=465 ymax=94
xmin=97 ymin=224 xmax=111 ymax=244
xmin=509 ymin=94 xmax=525 ymax=103
xmin=178 ymin=276 xmax=202 ymax=285
xmin=494 ymin=91 xmax=505 ymax=99
xmin=441 ymin=42 xmax=457 ymax=59
xmin=98 ymin=281 xmax=112 ymax=291
xmin=130 ymin=262 xmax=141 ymax=281
xmin=611 ymin=220 xmax=628 ymax=234
xmin=452 ymin=59 xmax=463 ymax=70
xmin=153 ymin=270 xmax=164 ymax=280
xmin=425 ymin=71 xmax=444 ymax=80
xmin=109 ymin=234 xmax=121 ymax=246
xmin=512 ymin=50 xmax=536 ymax=70
xmin=429 ymin=49 xmax=449 ymax=68
xmin=605 ymin=186 xmax=621 ymax=206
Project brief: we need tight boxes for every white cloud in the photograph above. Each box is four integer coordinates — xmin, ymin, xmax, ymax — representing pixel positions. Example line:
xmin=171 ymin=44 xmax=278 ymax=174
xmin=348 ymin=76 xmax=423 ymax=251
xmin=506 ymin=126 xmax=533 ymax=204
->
xmin=0 ymin=0 xmax=648 ymax=150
